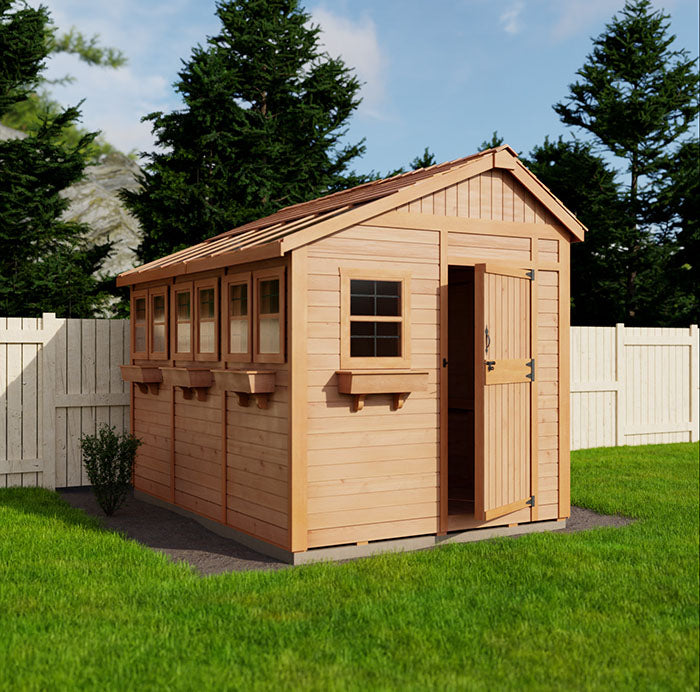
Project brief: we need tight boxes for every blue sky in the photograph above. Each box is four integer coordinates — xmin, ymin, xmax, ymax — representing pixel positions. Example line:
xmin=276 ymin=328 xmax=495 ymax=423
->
xmin=40 ymin=0 xmax=699 ymax=174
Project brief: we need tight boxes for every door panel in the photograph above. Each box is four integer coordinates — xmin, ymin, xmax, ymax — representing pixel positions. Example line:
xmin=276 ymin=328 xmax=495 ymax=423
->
xmin=474 ymin=263 xmax=534 ymax=522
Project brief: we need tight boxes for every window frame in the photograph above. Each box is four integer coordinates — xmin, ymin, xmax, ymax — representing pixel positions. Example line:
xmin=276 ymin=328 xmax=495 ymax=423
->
xmin=171 ymin=281 xmax=194 ymax=361
xmin=194 ymin=277 xmax=219 ymax=362
xmin=340 ymin=268 xmax=411 ymax=369
xmin=147 ymin=286 xmax=169 ymax=360
xmin=131 ymin=288 xmax=149 ymax=359
xmin=253 ymin=267 xmax=285 ymax=364
xmin=222 ymin=271 xmax=253 ymax=363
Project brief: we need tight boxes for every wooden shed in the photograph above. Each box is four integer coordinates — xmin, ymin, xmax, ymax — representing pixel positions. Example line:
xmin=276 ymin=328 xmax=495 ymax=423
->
xmin=117 ymin=146 xmax=585 ymax=563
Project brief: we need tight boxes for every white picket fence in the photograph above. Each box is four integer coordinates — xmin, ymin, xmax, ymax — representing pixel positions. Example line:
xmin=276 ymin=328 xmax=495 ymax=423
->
xmin=0 ymin=314 xmax=130 ymax=489
xmin=571 ymin=324 xmax=699 ymax=449
xmin=0 ymin=317 xmax=697 ymax=489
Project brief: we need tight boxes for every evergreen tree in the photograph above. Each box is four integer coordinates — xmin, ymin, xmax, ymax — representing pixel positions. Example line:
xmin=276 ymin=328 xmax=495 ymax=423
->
xmin=1 ymin=23 xmax=127 ymax=161
xmin=554 ymin=0 xmax=699 ymax=322
xmin=478 ymin=131 xmax=505 ymax=151
xmin=523 ymin=138 xmax=631 ymax=325
xmin=651 ymin=140 xmax=699 ymax=325
xmin=0 ymin=1 xmax=111 ymax=318
xmin=124 ymin=0 xmax=365 ymax=265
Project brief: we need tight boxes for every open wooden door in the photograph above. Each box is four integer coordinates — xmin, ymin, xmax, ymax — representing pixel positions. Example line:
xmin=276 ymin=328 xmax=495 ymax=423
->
xmin=474 ymin=263 xmax=536 ymax=522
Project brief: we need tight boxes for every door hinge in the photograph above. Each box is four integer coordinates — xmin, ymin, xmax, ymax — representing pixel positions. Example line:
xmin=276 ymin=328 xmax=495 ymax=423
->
xmin=526 ymin=495 xmax=535 ymax=507
xmin=442 ymin=358 xmax=448 ymax=368
xmin=485 ymin=360 xmax=496 ymax=371
xmin=526 ymin=358 xmax=535 ymax=381
xmin=526 ymin=269 xmax=535 ymax=281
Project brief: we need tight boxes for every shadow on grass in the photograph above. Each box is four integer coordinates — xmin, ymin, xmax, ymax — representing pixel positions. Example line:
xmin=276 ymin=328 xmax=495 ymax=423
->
xmin=0 ymin=486 xmax=107 ymax=534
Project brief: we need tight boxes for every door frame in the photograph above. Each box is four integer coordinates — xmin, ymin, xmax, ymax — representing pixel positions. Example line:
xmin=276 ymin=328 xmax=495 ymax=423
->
xmin=439 ymin=252 xmax=539 ymax=533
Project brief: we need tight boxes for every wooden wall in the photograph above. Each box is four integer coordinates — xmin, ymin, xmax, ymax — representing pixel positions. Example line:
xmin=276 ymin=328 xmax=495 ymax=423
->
xmin=132 ymin=265 xmax=289 ymax=549
xmin=397 ymin=169 xmax=557 ymax=225
xmin=304 ymin=226 xmax=441 ymax=548
xmin=301 ymin=167 xmax=569 ymax=549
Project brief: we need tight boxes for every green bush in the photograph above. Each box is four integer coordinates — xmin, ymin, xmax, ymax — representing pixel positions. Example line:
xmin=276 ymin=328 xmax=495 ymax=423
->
xmin=80 ymin=425 xmax=141 ymax=516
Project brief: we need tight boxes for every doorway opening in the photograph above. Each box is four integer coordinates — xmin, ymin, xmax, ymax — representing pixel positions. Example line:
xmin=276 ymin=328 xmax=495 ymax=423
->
xmin=447 ymin=265 xmax=475 ymax=521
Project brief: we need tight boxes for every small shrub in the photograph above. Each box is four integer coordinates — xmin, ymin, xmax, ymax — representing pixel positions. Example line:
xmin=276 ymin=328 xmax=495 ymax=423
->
xmin=80 ymin=425 xmax=142 ymax=516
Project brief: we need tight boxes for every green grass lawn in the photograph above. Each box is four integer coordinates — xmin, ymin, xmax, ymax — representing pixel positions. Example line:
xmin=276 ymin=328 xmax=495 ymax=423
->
xmin=1 ymin=443 xmax=698 ymax=691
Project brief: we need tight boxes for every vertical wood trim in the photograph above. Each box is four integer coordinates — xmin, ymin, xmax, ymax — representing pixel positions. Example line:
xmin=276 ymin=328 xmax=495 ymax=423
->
xmin=615 ymin=322 xmax=626 ymax=446
xmin=221 ymin=392 xmax=227 ymax=524
xmin=558 ymin=244 xmax=571 ymax=519
xmin=289 ymin=247 xmax=308 ymax=552
xmin=169 ymin=387 xmax=175 ymax=503
xmin=439 ymin=229 xmax=449 ymax=534
xmin=530 ymin=247 xmax=539 ymax=521
xmin=691 ymin=325 xmax=699 ymax=443
xmin=473 ymin=264 xmax=486 ymax=520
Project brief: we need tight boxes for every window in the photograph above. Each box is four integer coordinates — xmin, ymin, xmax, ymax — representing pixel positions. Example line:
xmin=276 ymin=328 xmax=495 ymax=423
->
xmin=194 ymin=278 xmax=219 ymax=361
xmin=253 ymin=268 xmax=285 ymax=363
xmin=223 ymin=273 xmax=252 ymax=362
xmin=132 ymin=289 xmax=148 ymax=358
xmin=340 ymin=270 xmax=411 ymax=369
xmin=149 ymin=287 xmax=168 ymax=359
xmin=171 ymin=282 xmax=194 ymax=360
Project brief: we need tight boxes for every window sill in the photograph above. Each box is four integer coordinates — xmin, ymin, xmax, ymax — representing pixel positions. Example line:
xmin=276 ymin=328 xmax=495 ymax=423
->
xmin=120 ymin=365 xmax=162 ymax=395
xmin=212 ymin=369 xmax=276 ymax=410
xmin=336 ymin=369 xmax=429 ymax=412
xmin=160 ymin=366 xmax=213 ymax=402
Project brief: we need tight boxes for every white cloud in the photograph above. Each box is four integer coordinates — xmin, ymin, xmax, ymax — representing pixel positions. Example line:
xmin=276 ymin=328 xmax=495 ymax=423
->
xmin=500 ymin=1 xmax=524 ymax=35
xmin=310 ymin=7 xmax=388 ymax=119
xmin=548 ymin=0 xmax=679 ymax=41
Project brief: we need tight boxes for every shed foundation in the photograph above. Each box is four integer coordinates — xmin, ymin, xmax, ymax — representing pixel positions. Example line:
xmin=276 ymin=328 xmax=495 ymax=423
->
xmin=135 ymin=490 xmax=566 ymax=565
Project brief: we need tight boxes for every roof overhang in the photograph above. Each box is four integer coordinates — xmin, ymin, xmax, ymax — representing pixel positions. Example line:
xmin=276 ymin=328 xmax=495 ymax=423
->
xmin=117 ymin=146 xmax=585 ymax=287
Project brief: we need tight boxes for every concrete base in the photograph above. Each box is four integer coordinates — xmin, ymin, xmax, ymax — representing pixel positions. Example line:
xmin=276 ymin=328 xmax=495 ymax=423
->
xmin=134 ymin=489 xmax=566 ymax=565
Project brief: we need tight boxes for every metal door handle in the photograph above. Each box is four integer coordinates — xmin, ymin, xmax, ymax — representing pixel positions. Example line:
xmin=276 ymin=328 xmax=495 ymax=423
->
xmin=485 ymin=326 xmax=491 ymax=353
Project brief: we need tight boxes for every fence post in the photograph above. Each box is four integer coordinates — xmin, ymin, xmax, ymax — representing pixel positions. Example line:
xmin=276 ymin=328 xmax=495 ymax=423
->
xmin=41 ymin=313 xmax=59 ymax=490
xmin=691 ymin=325 xmax=699 ymax=443
xmin=615 ymin=323 xmax=626 ymax=447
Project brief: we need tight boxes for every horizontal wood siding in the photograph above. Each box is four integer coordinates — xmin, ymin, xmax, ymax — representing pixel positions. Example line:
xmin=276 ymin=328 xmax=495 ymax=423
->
xmin=537 ymin=270 xmax=560 ymax=520
xmin=305 ymin=226 xmax=440 ymax=548
xmin=133 ymin=386 xmax=171 ymax=500
xmin=226 ymin=371 xmax=289 ymax=548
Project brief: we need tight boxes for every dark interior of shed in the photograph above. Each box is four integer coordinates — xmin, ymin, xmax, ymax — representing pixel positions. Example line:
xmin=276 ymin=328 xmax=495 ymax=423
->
xmin=447 ymin=265 xmax=475 ymax=517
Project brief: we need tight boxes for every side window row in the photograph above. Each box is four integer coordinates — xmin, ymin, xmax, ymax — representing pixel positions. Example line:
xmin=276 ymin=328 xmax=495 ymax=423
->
xmin=131 ymin=269 xmax=285 ymax=364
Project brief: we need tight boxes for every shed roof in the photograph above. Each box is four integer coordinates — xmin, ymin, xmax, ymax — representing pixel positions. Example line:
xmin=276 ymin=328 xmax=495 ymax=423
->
xmin=117 ymin=145 xmax=585 ymax=286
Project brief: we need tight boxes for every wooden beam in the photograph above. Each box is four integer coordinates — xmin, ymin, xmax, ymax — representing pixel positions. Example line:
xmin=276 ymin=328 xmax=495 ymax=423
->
xmin=439 ymin=228 xmax=448 ymax=534
xmin=289 ymin=246 xmax=308 ymax=553
xmin=530 ymin=242 xmax=539 ymax=522
xmin=558 ymin=243 xmax=571 ymax=519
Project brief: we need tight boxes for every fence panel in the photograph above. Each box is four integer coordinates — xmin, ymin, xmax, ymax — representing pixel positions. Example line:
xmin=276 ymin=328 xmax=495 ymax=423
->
xmin=571 ymin=324 xmax=699 ymax=450
xmin=0 ymin=313 xmax=130 ymax=489
xmin=1 ymin=318 xmax=697 ymax=486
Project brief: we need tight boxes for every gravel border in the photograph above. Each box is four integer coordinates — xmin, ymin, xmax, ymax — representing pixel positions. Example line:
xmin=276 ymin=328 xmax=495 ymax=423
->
xmin=59 ymin=487 xmax=633 ymax=576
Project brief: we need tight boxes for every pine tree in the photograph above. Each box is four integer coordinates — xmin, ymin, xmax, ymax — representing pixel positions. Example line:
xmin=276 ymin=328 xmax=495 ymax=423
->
xmin=123 ymin=0 xmax=365 ymax=265
xmin=523 ymin=138 xmax=630 ymax=325
xmin=0 ymin=1 xmax=111 ymax=318
xmin=554 ymin=0 xmax=699 ymax=323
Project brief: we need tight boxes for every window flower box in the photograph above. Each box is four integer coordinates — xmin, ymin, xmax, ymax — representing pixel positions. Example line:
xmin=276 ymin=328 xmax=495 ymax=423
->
xmin=212 ymin=369 xmax=276 ymax=409
xmin=336 ymin=369 xmax=429 ymax=412
xmin=160 ymin=366 xmax=213 ymax=401
xmin=120 ymin=365 xmax=163 ymax=395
